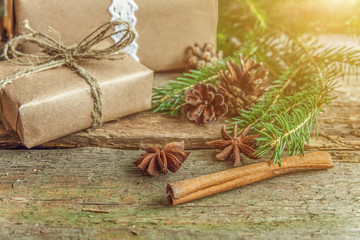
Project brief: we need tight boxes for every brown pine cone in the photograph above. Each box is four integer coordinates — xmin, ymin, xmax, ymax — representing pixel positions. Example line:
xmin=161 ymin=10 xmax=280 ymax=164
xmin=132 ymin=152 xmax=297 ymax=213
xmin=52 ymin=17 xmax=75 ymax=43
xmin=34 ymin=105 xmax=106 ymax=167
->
xmin=185 ymin=42 xmax=223 ymax=70
xmin=182 ymin=83 xmax=228 ymax=125
xmin=217 ymin=55 xmax=269 ymax=116
xmin=134 ymin=141 xmax=191 ymax=176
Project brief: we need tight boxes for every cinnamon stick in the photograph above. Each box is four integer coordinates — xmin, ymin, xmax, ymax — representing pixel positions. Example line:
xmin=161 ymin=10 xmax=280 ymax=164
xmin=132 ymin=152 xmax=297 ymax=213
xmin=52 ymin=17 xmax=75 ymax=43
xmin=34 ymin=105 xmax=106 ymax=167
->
xmin=167 ymin=151 xmax=333 ymax=206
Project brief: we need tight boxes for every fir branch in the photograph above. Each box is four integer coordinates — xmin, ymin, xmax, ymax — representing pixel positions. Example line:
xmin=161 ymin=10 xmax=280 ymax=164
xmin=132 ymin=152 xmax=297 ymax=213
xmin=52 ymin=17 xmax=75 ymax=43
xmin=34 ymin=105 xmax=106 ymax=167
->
xmin=231 ymin=55 xmax=337 ymax=164
xmin=310 ymin=42 xmax=360 ymax=80
xmin=253 ymin=69 xmax=337 ymax=165
xmin=255 ymin=96 xmax=321 ymax=165
xmin=211 ymin=0 xmax=360 ymax=164
xmin=153 ymin=0 xmax=359 ymax=164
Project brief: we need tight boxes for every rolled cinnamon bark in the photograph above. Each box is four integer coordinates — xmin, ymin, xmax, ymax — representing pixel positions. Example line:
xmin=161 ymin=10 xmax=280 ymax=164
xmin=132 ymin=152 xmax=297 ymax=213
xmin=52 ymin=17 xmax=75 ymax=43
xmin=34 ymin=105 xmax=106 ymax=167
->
xmin=167 ymin=151 xmax=333 ymax=206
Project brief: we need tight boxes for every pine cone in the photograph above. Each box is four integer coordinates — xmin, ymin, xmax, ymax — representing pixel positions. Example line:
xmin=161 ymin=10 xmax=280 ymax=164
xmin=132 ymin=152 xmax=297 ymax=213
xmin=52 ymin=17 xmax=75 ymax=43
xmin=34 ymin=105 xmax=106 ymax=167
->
xmin=134 ymin=141 xmax=191 ymax=176
xmin=182 ymin=83 xmax=228 ymax=125
xmin=185 ymin=43 xmax=223 ymax=70
xmin=217 ymin=55 xmax=269 ymax=116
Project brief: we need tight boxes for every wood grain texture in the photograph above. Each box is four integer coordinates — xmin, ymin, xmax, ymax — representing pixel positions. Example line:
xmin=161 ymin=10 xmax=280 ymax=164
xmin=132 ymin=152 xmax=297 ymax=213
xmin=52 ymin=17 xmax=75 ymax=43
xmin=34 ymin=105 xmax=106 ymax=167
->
xmin=0 ymin=148 xmax=359 ymax=239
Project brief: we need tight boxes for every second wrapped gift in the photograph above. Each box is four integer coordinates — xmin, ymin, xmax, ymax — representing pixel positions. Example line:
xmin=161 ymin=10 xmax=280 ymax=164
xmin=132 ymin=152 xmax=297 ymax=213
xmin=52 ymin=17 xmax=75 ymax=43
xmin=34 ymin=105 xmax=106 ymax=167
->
xmin=13 ymin=0 xmax=219 ymax=71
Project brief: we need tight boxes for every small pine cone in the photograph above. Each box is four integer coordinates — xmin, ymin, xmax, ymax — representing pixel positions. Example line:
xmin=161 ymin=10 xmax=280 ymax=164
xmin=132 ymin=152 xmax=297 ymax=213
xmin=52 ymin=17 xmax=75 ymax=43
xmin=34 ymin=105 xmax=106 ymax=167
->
xmin=182 ymin=83 xmax=228 ymax=125
xmin=217 ymin=55 xmax=269 ymax=116
xmin=185 ymin=43 xmax=223 ymax=70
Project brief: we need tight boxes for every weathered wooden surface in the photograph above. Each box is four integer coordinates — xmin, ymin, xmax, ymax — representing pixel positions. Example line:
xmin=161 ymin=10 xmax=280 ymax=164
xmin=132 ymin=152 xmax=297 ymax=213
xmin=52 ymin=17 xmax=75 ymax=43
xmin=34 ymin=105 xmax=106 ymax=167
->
xmin=0 ymin=148 xmax=359 ymax=240
xmin=1 ymin=73 xmax=359 ymax=151
xmin=0 ymin=75 xmax=359 ymax=238
xmin=0 ymin=36 xmax=360 ymax=239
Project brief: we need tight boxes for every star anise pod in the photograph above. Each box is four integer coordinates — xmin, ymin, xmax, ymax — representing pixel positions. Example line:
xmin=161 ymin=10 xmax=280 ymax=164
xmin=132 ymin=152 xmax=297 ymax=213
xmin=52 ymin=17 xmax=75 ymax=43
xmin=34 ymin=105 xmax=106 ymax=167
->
xmin=134 ymin=141 xmax=191 ymax=176
xmin=206 ymin=124 xmax=259 ymax=167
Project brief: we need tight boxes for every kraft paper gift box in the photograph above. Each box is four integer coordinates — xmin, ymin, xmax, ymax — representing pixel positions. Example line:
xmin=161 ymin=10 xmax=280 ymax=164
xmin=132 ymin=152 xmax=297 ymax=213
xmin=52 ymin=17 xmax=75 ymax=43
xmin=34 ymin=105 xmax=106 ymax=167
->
xmin=13 ymin=0 xmax=218 ymax=71
xmin=0 ymin=55 xmax=153 ymax=148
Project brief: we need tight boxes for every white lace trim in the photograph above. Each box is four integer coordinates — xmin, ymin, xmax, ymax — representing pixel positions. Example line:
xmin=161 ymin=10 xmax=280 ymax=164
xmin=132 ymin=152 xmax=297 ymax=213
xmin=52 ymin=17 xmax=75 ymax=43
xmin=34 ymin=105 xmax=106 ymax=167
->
xmin=108 ymin=0 xmax=139 ymax=61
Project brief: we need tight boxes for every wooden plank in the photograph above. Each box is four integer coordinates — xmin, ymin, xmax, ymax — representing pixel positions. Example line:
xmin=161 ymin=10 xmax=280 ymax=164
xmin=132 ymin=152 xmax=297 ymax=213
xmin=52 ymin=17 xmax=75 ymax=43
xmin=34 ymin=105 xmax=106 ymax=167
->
xmin=1 ymin=73 xmax=360 ymax=151
xmin=0 ymin=148 xmax=359 ymax=239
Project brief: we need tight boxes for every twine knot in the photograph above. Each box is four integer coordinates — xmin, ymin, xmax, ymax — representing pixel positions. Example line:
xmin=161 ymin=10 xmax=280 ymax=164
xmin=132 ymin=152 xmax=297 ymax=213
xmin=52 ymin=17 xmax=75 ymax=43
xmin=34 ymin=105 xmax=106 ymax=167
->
xmin=0 ymin=20 xmax=136 ymax=129
xmin=64 ymin=49 xmax=76 ymax=64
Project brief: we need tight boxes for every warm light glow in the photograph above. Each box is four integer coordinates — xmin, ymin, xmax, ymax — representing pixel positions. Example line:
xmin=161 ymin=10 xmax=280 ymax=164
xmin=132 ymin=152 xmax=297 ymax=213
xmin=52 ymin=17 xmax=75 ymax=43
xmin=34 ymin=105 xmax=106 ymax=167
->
xmin=330 ymin=0 xmax=357 ymax=4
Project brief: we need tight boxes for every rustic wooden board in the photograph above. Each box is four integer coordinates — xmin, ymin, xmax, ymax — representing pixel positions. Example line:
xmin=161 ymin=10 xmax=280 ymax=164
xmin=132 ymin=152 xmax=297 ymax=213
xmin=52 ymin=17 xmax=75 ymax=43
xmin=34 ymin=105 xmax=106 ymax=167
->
xmin=1 ymin=73 xmax=359 ymax=151
xmin=0 ymin=148 xmax=359 ymax=239
xmin=0 ymin=35 xmax=360 ymax=239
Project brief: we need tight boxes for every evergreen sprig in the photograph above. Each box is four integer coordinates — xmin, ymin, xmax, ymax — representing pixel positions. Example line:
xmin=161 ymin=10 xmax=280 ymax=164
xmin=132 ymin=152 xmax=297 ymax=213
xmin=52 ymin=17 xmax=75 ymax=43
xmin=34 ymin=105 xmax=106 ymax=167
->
xmin=229 ymin=34 xmax=341 ymax=164
xmin=152 ymin=1 xmax=358 ymax=164
xmin=151 ymin=34 xmax=349 ymax=164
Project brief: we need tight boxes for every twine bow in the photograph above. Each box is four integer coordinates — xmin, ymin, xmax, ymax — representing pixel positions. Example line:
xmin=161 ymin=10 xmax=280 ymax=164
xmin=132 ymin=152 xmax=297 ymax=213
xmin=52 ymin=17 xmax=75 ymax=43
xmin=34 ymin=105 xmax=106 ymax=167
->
xmin=0 ymin=20 xmax=136 ymax=128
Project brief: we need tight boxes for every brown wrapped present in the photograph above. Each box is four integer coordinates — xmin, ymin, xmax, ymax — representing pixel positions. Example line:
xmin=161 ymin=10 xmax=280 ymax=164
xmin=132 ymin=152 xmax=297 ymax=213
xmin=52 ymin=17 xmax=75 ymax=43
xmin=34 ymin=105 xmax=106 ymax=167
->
xmin=0 ymin=21 xmax=153 ymax=148
xmin=13 ymin=0 xmax=218 ymax=71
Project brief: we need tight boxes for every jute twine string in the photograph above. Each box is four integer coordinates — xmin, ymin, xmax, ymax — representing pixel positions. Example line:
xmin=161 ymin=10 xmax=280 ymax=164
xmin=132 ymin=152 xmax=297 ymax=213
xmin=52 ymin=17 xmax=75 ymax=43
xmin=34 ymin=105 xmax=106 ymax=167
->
xmin=0 ymin=20 xmax=135 ymax=128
